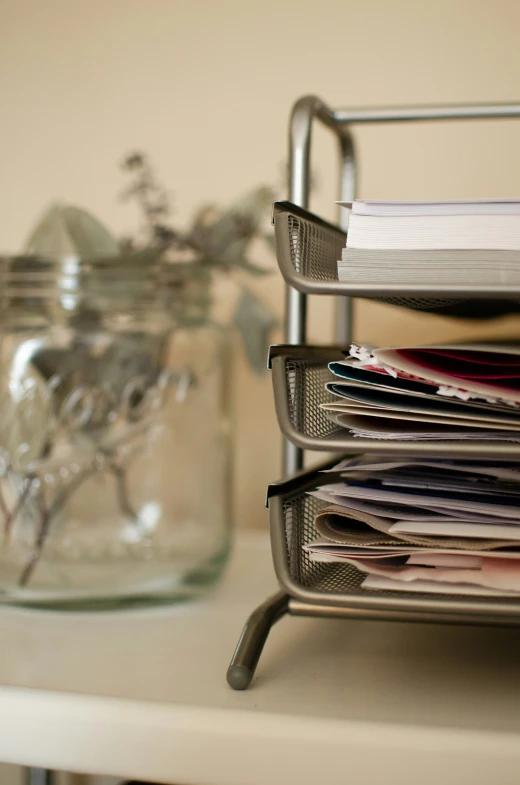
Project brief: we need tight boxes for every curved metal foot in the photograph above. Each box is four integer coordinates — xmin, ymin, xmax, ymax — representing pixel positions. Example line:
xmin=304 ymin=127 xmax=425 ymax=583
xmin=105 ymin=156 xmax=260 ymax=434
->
xmin=227 ymin=591 xmax=289 ymax=690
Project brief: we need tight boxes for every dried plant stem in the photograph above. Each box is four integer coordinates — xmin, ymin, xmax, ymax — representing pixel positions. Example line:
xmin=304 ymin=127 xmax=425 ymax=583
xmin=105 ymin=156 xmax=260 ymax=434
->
xmin=0 ymin=483 xmax=9 ymax=524
xmin=3 ymin=480 xmax=32 ymax=543
xmin=111 ymin=465 xmax=143 ymax=530
xmin=19 ymin=467 xmax=96 ymax=587
xmin=0 ymin=460 xmax=14 ymax=524
xmin=18 ymin=458 xmax=141 ymax=588
xmin=0 ymin=473 xmax=32 ymax=542
xmin=18 ymin=491 xmax=51 ymax=588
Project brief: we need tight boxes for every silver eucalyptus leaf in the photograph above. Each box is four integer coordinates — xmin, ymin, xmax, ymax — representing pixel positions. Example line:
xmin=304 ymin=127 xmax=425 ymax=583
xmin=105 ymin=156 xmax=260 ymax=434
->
xmin=0 ymin=354 xmax=53 ymax=469
xmin=196 ymin=186 xmax=274 ymax=271
xmin=233 ymin=289 xmax=278 ymax=376
xmin=262 ymin=233 xmax=276 ymax=253
xmin=25 ymin=204 xmax=119 ymax=260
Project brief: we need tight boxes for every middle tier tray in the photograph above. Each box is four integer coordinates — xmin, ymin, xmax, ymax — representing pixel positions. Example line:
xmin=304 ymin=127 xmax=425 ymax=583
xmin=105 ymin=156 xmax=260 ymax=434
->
xmin=269 ymin=344 xmax=520 ymax=458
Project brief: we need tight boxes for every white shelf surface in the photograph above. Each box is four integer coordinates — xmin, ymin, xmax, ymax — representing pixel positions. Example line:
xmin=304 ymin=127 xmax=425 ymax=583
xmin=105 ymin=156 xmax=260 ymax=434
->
xmin=1 ymin=533 xmax=520 ymax=783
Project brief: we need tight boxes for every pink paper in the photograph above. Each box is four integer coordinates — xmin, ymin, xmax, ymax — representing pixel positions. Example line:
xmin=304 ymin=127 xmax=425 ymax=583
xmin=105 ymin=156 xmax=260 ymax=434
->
xmin=348 ymin=555 xmax=520 ymax=592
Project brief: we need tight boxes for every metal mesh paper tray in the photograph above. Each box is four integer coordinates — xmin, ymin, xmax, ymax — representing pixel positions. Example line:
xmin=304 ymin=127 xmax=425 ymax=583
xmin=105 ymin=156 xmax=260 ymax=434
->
xmin=270 ymin=344 xmax=520 ymax=459
xmin=273 ymin=200 xmax=520 ymax=316
xmin=267 ymin=458 xmax=520 ymax=623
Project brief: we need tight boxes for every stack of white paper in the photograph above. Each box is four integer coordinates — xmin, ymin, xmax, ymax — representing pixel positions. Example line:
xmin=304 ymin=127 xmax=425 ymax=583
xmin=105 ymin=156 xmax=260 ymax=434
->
xmin=306 ymin=456 xmax=520 ymax=596
xmin=337 ymin=200 xmax=520 ymax=285
xmin=323 ymin=343 xmax=520 ymax=440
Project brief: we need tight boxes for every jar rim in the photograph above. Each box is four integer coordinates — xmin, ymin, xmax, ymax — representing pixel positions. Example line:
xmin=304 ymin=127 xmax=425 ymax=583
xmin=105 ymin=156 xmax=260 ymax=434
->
xmin=0 ymin=251 xmax=164 ymax=301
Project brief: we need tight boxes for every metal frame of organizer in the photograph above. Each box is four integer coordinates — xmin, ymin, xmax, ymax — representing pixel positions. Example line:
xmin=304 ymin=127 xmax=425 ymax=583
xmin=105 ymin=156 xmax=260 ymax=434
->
xmin=227 ymin=95 xmax=520 ymax=691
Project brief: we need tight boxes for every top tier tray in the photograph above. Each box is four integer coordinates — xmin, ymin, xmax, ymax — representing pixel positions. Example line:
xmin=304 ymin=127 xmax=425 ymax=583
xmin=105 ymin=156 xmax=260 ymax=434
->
xmin=274 ymin=200 xmax=520 ymax=317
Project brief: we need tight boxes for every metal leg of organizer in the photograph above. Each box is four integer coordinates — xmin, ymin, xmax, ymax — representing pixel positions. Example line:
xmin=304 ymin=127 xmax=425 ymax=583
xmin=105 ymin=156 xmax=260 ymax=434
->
xmin=228 ymin=98 xmax=358 ymax=690
xmin=227 ymin=592 xmax=290 ymax=690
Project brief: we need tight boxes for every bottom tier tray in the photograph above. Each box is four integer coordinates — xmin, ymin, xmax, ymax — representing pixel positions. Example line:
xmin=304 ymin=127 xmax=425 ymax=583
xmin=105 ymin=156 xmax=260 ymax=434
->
xmin=267 ymin=458 xmax=520 ymax=624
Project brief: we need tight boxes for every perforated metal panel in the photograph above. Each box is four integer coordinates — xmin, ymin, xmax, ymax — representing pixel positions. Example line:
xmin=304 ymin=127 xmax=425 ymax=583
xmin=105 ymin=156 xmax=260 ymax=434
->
xmin=282 ymin=493 xmax=367 ymax=593
xmin=285 ymin=356 xmax=340 ymax=439
xmin=287 ymin=214 xmax=342 ymax=282
xmin=377 ymin=295 xmax=467 ymax=311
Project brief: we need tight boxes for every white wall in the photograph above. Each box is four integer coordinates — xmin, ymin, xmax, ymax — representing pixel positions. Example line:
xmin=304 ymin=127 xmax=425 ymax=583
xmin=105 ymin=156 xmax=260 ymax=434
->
xmin=2 ymin=0 xmax=520 ymax=529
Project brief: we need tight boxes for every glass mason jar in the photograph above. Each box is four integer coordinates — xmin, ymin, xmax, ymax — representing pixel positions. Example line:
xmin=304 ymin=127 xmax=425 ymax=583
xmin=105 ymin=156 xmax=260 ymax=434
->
xmin=0 ymin=254 xmax=232 ymax=608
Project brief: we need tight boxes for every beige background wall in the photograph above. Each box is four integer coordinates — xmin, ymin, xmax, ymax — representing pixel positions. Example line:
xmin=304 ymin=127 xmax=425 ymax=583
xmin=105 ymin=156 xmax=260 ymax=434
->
xmin=2 ymin=0 xmax=520 ymax=531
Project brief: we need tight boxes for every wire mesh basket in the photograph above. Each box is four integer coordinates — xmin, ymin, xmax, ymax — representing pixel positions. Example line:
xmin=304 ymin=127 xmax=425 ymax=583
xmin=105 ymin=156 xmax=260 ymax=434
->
xmin=267 ymin=458 xmax=520 ymax=621
xmin=270 ymin=345 xmax=520 ymax=458
xmin=273 ymin=201 xmax=520 ymax=316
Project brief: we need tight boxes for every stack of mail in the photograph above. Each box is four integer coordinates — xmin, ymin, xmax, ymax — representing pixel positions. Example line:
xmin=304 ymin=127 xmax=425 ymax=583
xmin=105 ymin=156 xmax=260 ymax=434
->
xmin=306 ymin=456 xmax=520 ymax=596
xmin=323 ymin=343 xmax=520 ymax=440
xmin=337 ymin=200 xmax=520 ymax=286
